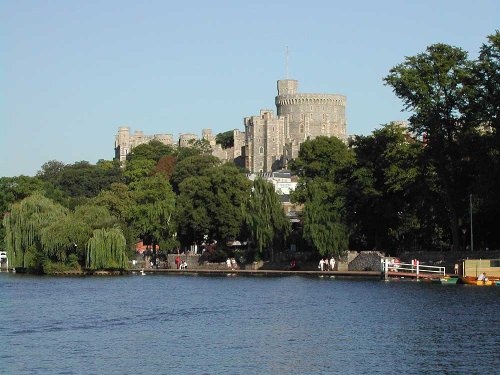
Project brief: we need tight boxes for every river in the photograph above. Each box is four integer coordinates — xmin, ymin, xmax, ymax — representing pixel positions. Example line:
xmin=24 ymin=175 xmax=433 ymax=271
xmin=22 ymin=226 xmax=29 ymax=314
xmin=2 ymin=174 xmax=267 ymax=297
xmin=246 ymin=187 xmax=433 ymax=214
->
xmin=1 ymin=273 xmax=498 ymax=374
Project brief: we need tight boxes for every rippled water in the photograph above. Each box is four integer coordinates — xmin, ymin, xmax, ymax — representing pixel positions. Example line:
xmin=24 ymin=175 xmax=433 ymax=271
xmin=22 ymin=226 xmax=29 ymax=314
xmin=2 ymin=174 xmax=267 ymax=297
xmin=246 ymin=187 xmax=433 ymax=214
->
xmin=1 ymin=273 xmax=498 ymax=374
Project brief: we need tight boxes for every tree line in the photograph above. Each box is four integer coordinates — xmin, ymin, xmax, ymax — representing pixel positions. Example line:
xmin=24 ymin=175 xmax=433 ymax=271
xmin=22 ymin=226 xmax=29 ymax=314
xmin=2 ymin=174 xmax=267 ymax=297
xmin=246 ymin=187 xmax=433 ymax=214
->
xmin=1 ymin=31 xmax=498 ymax=273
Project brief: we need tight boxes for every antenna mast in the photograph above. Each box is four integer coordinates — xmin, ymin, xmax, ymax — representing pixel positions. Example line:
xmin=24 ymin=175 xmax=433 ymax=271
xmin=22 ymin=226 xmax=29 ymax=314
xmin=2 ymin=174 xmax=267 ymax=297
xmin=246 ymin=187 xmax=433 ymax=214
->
xmin=285 ymin=46 xmax=289 ymax=79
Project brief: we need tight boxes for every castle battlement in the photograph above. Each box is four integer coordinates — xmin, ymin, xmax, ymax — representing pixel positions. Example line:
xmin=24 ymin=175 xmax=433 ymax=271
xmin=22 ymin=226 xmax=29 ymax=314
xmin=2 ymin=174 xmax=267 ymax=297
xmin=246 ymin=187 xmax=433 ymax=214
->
xmin=276 ymin=94 xmax=346 ymax=106
xmin=114 ymin=78 xmax=347 ymax=172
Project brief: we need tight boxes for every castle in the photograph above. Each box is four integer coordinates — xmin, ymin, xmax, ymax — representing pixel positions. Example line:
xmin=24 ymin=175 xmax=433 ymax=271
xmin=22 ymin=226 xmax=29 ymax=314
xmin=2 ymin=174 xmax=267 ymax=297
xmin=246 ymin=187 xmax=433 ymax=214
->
xmin=115 ymin=79 xmax=347 ymax=172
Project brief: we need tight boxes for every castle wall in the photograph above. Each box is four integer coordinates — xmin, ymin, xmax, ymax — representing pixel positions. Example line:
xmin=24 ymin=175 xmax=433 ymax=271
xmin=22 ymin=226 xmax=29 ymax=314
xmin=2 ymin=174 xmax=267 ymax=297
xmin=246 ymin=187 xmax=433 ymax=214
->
xmin=244 ymin=110 xmax=285 ymax=173
xmin=114 ymin=79 xmax=348 ymax=172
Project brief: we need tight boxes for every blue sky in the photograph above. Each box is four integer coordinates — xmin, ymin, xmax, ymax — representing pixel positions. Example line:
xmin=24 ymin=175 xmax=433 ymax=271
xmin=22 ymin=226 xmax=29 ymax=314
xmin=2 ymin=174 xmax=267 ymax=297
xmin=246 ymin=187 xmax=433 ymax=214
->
xmin=1 ymin=0 xmax=498 ymax=177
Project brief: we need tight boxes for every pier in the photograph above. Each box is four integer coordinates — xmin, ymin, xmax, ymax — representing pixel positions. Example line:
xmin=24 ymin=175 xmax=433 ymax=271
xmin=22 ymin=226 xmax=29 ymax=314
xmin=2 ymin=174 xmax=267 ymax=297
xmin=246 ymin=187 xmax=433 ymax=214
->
xmin=128 ymin=268 xmax=382 ymax=278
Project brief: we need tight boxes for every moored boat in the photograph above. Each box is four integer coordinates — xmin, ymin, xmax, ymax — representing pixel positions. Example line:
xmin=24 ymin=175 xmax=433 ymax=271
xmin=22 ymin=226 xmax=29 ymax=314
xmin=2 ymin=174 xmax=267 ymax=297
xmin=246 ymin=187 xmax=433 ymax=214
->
xmin=440 ymin=276 xmax=459 ymax=284
xmin=459 ymin=276 xmax=498 ymax=286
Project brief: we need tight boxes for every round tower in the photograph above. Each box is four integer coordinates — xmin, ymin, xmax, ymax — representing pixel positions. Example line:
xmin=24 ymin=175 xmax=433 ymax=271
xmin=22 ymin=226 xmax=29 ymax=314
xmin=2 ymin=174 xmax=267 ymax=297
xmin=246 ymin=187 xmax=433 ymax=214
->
xmin=275 ymin=79 xmax=347 ymax=144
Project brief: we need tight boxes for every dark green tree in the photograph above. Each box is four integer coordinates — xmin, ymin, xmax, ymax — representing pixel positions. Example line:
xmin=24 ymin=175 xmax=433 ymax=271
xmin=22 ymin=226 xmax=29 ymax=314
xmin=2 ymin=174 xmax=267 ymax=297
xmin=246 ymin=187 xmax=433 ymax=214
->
xmin=216 ymin=130 xmax=234 ymax=149
xmin=170 ymin=154 xmax=220 ymax=193
xmin=126 ymin=140 xmax=174 ymax=163
xmin=176 ymin=163 xmax=251 ymax=247
xmin=291 ymin=136 xmax=354 ymax=258
xmin=385 ymin=43 xmax=475 ymax=251
xmin=348 ymin=123 xmax=443 ymax=253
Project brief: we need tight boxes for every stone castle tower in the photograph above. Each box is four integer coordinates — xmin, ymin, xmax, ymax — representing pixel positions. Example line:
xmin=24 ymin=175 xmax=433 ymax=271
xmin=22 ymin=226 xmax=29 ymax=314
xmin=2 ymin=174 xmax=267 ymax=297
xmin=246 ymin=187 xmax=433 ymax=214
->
xmin=244 ymin=79 xmax=347 ymax=172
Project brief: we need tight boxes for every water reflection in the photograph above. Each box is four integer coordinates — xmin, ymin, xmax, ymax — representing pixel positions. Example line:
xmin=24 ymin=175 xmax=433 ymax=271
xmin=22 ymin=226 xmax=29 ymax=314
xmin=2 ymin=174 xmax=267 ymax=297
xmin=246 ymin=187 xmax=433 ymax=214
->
xmin=1 ymin=274 xmax=498 ymax=374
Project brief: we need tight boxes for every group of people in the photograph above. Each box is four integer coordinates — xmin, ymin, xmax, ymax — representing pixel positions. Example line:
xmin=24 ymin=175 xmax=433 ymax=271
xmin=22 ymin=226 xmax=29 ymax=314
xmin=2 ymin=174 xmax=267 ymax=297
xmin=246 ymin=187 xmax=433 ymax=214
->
xmin=226 ymin=258 xmax=238 ymax=270
xmin=174 ymin=256 xmax=188 ymax=269
xmin=318 ymin=256 xmax=336 ymax=271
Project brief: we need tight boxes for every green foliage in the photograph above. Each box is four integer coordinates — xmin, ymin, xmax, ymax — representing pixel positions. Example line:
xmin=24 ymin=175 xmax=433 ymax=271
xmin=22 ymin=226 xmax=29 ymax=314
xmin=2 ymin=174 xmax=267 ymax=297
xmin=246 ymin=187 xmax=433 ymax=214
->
xmin=244 ymin=177 xmax=290 ymax=256
xmin=50 ymin=160 xmax=124 ymax=199
xmin=86 ymin=227 xmax=128 ymax=270
xmin=127 ymin=140 xmax=174 ymax=163
xmin=301 ymin=180 xmax=349 ymax=257
xmin=216 ymin=131 xmax=234 ymax=149
xmin=176 ymin=163 xmax=251 ymax=247
xmin=347 ymin=123 xmax=441 ymax=252
xmin=384 ymin=43 xmax=476 ymax=251
xmin=130 ymin=175 xmax=176 ymax=252
xmin=42 ymin=256 xmax=81 ymax=275
xmin=170 ymin=154 xmax=220 ymax=193
xmin=3 ymin=193 xmax=68 ymax=268
xmin=290 ymin=136 xmax=355 ymax=181
xmin=291 ymin=136 xmax=353 ymax=257
xmin=123 ymin=158 xmax=156 ymax=184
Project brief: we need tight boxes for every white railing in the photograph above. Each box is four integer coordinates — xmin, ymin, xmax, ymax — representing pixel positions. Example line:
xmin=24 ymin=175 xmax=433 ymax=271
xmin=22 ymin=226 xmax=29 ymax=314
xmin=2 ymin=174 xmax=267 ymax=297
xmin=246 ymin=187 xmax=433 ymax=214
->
xmin=381 ymin=259 xmax=446 ymax=278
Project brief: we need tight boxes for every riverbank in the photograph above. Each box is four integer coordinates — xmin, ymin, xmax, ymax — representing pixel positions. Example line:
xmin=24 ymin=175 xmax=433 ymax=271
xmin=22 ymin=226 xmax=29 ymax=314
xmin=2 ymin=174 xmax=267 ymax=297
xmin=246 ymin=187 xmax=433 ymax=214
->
xmin=128 ymin=268 xmax=382 ymax=278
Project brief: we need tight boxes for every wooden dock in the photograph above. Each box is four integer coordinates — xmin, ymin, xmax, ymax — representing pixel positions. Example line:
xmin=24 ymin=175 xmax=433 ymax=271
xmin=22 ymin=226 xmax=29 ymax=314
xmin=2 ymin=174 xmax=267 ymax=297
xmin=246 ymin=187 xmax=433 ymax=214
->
xmin=128 ymin=268 xmax=382 ymax=278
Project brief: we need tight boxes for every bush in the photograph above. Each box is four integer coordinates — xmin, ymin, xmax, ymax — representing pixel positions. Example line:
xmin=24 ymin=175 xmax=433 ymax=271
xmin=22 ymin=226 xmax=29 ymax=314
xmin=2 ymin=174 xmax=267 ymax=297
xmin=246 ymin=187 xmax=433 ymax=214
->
xmin=42 ymin=259 xmax=81 ymax=275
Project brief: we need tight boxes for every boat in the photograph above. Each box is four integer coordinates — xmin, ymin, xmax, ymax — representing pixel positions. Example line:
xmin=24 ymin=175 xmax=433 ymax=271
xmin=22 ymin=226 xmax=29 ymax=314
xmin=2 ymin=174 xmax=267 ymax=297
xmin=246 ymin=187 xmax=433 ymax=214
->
xmin=459 ymin=276 xmax=497 ymax=286
xmin=440 ymin=276 xmax=459 ymax=284
xmin=427 ymin=276 xmax=459 ymax=284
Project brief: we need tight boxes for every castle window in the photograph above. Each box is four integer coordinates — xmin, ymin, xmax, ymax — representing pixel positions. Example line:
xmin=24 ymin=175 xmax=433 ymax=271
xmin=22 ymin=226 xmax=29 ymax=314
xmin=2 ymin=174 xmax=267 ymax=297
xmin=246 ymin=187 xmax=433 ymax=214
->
xmin=310 ymin=113 xmax=313 ymax=119
xmin=322 ymin=113 xmax=326 ymax=120
xmin=300 ymin=124 xmax=304 ymax=133
xmin=301 ymin=114 xmax=305 ymax=120
xmin=260 ymin=161 xmax=263 ymax=167
xmin=310 ymin=105 xmax=313 ymax=110
xmin=259 ymin=146 xmax=264 ymax=155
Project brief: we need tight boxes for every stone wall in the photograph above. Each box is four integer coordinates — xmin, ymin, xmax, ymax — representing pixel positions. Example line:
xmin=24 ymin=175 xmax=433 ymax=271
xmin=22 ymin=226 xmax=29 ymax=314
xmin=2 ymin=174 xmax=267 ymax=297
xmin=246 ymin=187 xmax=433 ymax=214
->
xmin=348 ymin=251 xmax=384 ymax=271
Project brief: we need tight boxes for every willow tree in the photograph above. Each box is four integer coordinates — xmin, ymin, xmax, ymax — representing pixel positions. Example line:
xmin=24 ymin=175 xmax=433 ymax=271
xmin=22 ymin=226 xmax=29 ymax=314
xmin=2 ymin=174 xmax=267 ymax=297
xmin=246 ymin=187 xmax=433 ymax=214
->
xmin=301 ymin=180 xmax=349 ymax=258
xmin=244 ymin=177 xmax=290 ymax=260
xmin=3 ymin=193 xmax=68 ymax=268
xmin=86 ymin=227 xmax=128 ymax=270
xmin=39 ymin=204 xmax=118 ymax=265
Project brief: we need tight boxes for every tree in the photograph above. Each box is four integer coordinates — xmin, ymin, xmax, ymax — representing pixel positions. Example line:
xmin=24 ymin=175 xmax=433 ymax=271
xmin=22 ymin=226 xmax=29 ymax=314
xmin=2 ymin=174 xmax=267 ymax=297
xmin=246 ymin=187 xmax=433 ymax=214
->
xmin=127 ymin=140 xmax=174 ymax=163
xmin=176 ymin=163 xmax=251 ymax=247
xmin=86 ymin=227 xmax=128 ymax=270
xmin=170 ymin=154 xmax=220 ymax=193
xmin=384 ymin=43 xmax=475 ymax=251
xmin=130 ymin=175 xmax=176 ymax=254
xmin=36 ymin=160 xmax=66 ymax=183
xmin=153 ymin=155 xmax=177 ymax=179
xmin=290 ymin=136 xmax=354 ymax=258
xmin=123 ymin=158 xmax=156 ymax=184
xmin=216 ymin=131 xmax=234 ymax=149
xmin=55 ymin=160 xmax=123 ymax=199
xmin=467 ymin=31 xmax=500 ymax=249
xmin=289 ymin=136 xmax=355 ymax=181
xmin=3 ymin=193 xmax=68 ymax=270
xmin=244 ymin=177 xmax=290 ymax=259
xmin=347 ymin=123 xmax=443 ymax=253
xmin=92 ymin=183 xmax=136 ymax=254
xmin=301 ymin=180 xmax=349 ymax=257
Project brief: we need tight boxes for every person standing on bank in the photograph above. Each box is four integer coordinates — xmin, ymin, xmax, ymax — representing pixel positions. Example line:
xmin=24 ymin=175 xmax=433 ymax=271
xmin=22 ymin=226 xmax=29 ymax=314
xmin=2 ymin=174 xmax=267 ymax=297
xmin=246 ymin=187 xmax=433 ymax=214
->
xmin=330 ymin=256 xmax=336 ymax=271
